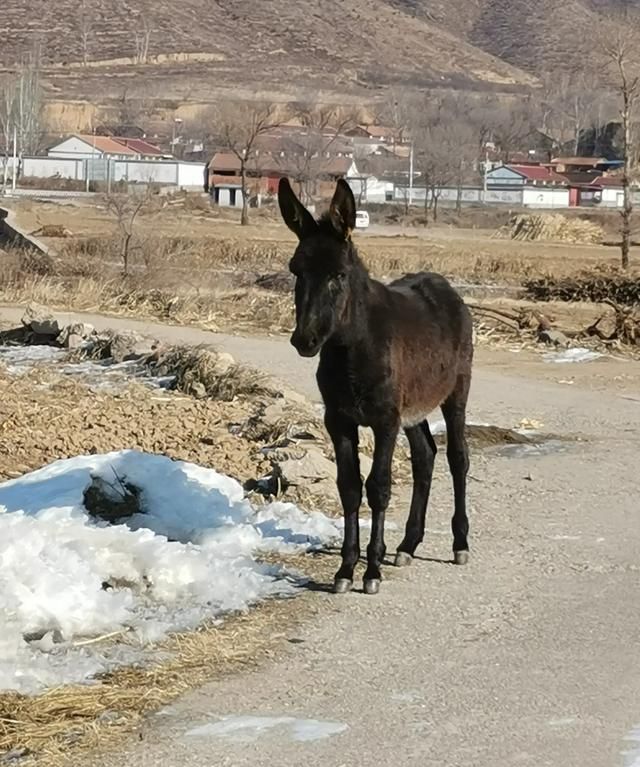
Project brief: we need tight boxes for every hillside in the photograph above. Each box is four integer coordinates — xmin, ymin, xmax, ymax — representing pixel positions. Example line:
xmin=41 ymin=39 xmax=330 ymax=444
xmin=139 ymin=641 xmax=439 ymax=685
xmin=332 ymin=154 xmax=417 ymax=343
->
xmin=1 ymin=0 xmax=536 ymax=103
xmin=1 ymin=0 xmax=632 ymax=115
xmin=389 ymin=0 xmax=631 ymax=75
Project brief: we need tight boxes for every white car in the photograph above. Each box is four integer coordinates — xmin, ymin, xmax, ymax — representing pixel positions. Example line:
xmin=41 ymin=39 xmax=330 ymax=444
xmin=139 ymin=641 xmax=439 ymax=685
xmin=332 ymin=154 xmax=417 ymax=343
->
xmin=355 ymin=210 xmax=370 ymax=229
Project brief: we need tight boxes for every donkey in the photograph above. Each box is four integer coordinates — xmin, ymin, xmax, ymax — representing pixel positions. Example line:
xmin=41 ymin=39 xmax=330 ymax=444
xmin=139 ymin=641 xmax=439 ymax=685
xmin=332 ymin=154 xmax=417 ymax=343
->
xmin=278 ymin=178 xmax=474 ymax=595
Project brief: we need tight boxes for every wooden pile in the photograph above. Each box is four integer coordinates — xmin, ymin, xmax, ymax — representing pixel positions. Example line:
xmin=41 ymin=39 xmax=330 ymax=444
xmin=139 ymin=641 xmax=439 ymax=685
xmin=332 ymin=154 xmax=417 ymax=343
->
xmin=468 ymin=300 xmax=640 ymax=349
xmin=497 ymin=214 xmax=604 ymax=244
xmin=524 ymin=268 xmax=640 ymax=306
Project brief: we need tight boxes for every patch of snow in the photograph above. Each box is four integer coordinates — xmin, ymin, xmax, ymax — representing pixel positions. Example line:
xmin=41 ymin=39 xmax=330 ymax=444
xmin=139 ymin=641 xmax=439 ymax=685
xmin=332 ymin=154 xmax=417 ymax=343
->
xmin=60 ymin=359 xmax=175 ymax=391
xmin=185 ymin=714 xmax=348 ymax=743
xmin=0 ymin=451 xmax=341 ymax=694
xmin=543 ymin=347 xmax=603 ymax=364
xmin=0 ymin=344 xmax=65 ymax=374
xmin=622 ymin=725 xmax=640 ymax=767
xmin=0 ymin=344 xmax=175 ymax=391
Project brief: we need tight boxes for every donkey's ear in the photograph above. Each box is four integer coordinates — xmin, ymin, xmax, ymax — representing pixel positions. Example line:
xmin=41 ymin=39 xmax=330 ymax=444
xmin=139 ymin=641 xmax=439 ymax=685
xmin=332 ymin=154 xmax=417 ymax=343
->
xmin=278 ymin=178 xmax=317 ymax=240
xmin=329 ymin=178 xmax=356 ymax=240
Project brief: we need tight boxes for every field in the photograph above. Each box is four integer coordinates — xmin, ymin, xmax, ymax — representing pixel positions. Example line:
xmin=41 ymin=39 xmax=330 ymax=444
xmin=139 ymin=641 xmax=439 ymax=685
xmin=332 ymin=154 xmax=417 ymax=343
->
xmin=3 ymin=195 xmax=639 ymax=352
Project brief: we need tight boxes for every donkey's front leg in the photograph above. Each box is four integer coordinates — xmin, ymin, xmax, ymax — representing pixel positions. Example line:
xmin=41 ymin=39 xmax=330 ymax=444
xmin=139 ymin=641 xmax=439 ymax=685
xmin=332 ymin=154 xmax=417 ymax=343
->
xmin=364 ymin=420 xmax=399 ymax=595
xmin=325 ymin=410 xmax=362 ymax=594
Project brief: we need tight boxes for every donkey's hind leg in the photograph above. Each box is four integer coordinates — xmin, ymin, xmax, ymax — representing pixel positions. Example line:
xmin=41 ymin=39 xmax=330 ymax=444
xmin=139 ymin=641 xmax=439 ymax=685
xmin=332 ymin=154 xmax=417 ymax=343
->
xmin=395 ymin=420 xmax=437 ymax=567
xmin=441 ymin=380 xmax=471 ymax=565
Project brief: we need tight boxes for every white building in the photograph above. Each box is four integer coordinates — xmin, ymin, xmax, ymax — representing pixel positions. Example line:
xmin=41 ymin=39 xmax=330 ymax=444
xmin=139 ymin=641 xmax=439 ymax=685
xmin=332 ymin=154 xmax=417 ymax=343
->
xmin=15 ymin=155 xmax=205 ymax=191
xmin=47 ymin=134 xmax=167 ymax=161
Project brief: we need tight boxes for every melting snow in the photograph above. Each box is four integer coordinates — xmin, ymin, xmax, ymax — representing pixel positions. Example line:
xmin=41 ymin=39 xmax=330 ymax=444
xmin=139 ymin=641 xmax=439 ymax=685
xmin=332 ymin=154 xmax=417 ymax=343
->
xmin=0 ymin=344 xmax=65 ymax=374
xmin=0 ymin=451 xmax=341 ymax=694
xmin=185 ymin=715 xmax=348 ymax=743
xmin=623 ymin=725 xmax=640 ymax=767
xmin=543 ymin=347 xmax=603 ymax=364
xmin=0 ymin=344 xmax=174 ymax=391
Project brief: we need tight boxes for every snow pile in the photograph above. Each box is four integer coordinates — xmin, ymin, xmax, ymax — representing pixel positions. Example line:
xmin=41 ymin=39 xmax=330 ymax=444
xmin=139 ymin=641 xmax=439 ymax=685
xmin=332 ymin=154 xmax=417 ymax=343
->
xmin=543 ymin=347 xmax=603 ymax=364
xmin=0 ymin=451 xmax=341 ymax=694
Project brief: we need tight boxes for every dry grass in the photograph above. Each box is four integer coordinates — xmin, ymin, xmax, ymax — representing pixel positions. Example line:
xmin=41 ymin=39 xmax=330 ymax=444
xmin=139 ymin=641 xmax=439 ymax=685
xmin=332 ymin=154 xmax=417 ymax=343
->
xmin=151 ymin=345 xmax=274 ymax=400
xmin=3 ymin=197 xmax=640 ymax=341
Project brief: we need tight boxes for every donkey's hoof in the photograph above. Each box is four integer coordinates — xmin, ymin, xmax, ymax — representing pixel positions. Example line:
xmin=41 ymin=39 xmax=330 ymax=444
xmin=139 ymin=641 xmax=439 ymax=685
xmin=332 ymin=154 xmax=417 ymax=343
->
xmin=333 ymin=578 xmax=353 ymax=594
xmin=454 ymin=550 xmax=469 ymax=566
xmin=363 ymin=578 xmax=381 ymax=595
xmin=394 ymin=551 xmax=413 ymax=568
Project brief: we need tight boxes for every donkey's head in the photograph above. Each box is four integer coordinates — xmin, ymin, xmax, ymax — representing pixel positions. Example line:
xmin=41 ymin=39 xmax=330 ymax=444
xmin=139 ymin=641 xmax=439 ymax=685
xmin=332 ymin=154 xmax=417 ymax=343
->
xmin=278 ymin=178 xmax=360 ymax=357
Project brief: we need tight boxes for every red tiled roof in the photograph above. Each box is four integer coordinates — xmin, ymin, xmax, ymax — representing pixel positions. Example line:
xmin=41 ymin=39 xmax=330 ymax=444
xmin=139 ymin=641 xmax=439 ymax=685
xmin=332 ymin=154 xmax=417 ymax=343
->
xmin=591 ymin=174 xmax=624 ymax=187
xmin=508 ymin=164 xmax=566 ymax=184
xmin=75 ymin=134 xmax=138 ymax=155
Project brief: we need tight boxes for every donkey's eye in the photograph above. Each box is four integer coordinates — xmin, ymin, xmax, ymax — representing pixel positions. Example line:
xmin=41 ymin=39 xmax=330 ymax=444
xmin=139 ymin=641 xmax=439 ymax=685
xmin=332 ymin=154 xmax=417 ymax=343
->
xmin=328 ymin=274 xmax=345 ymax=292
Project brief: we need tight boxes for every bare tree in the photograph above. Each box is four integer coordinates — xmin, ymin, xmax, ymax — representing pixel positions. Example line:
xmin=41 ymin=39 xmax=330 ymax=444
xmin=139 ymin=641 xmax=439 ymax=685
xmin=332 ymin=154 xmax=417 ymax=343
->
xmin=134 ymin=17 xmax=152 ymax=65
xmin=284 ymin=102 xmax=358 ymax=202
xmin=537 ymin=72 xmax=606 ymax=155
xmin=77 ymin=0 xmax=93 ymax=67
xmin=215 ymin=101 xmax=283 ymax=225
xmin=105 ymin=191 xmax=152 ymax=276
xmin=0 ymin=46 xmax=44 ymax=189
xmin=404 ymin=93 xmax=476 ymax=222
xmin=490 ymin=98 xmax=538 ymax=163
xmin=600 ymin=11 xmax=640 ymax=269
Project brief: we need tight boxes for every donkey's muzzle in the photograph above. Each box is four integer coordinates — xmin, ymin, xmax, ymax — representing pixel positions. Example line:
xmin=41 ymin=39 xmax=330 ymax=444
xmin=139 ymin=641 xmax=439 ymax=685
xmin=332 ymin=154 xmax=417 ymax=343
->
xmin=290 ymin=329 xmax=320 ymax=358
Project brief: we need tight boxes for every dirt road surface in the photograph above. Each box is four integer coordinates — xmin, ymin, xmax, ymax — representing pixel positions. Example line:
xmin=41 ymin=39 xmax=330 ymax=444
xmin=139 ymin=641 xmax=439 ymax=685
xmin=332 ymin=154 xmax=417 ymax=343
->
xmin=2 ymin=305 xmax=639 ymax=767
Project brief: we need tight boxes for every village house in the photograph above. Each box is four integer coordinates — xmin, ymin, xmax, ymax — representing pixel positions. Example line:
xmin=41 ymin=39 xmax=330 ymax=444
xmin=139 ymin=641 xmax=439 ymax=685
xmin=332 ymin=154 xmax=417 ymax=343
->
xmin=205 ymin=130 xmax=359 ymax=208
xmin=9 ymin=133 xmax=204 ymax=189
xmin=47 ymin=135 xmax=168 ymax=160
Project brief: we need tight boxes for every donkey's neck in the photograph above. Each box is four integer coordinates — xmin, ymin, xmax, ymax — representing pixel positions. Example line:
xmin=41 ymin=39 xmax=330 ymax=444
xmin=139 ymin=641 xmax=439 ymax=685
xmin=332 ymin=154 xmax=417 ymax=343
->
xmin=331 ymin=253 xmax=378 ymax=349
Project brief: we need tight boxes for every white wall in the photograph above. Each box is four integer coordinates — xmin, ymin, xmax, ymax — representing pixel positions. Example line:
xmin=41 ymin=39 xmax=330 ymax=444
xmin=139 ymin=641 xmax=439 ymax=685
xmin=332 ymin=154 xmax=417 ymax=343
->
xmin=601 ymin=187 xmax=624 ymax=207
xmin=22 ymin=156 xmax=85 ymax=179
xmin=112 ymin=160 xmax=178 ymax=184
xmin=348 ymin=177 xmax=393 ymax=204
xmin=177 ymin=162 xmax=206 ymax=188
xmin=217 ymin=187 xmax=244 ymax=208
xmin=522 ymin=187 xmax=570 ymax=208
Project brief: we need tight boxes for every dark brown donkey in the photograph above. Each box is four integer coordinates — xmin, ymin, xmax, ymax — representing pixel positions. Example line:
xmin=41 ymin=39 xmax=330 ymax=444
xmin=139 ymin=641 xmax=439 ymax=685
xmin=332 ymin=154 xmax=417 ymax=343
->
xmin=278 ymin=178 xmax=474 ymax=595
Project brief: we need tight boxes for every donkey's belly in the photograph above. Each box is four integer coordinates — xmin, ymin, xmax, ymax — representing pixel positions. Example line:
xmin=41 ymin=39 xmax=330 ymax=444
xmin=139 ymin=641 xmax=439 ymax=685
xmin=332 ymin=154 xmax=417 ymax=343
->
xmin=397 ymin=367 xmax=457 ymax=428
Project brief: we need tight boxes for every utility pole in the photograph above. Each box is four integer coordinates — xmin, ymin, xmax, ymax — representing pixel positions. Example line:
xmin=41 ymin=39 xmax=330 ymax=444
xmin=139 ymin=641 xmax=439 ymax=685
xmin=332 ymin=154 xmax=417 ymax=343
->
xmin=483 ymin=145 xmax=489 ymax=203
xmin=408 ymin=141 xmax=414 ymax=207
xmin=11 ymin=125 xmax=17 ymax=193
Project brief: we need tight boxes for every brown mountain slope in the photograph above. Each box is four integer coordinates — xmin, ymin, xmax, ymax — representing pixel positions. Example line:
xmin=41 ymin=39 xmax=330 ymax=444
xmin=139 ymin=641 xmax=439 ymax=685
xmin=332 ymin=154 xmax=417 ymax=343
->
xmin=2 ymin=0 xmax=537 ymax=101
xmin=389 ymin=0 xmax=634 ymax=75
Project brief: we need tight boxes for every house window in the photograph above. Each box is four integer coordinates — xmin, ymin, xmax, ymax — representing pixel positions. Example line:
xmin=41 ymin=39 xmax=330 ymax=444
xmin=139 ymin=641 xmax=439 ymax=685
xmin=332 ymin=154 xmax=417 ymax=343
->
xmin=229 ymin=189 xmax=237 ymax=206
